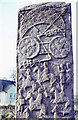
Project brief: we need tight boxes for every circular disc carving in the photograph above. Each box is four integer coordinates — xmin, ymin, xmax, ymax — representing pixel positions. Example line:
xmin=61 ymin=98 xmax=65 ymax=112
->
xmin=19 ymin=37 xmax=40 ymax=58
xmin=50 ymin=37 xmax=71 ymax=58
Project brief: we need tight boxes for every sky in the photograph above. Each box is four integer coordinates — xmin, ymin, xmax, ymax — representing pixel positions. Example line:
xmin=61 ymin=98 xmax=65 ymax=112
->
xmin=0 ymin=0 xmax=77 ymax=94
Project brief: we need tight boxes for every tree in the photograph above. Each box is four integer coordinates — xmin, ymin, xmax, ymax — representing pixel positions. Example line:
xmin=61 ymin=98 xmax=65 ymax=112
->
xmin=9 ymin=68 xmax=16 ymax=82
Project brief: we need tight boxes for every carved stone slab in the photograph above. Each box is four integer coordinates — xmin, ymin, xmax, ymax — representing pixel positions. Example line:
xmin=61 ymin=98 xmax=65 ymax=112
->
xmin=16 ymin=2 xmax=74 ymax=118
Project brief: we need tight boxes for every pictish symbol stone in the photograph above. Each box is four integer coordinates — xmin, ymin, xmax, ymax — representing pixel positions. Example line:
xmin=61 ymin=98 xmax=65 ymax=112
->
xmin=16 ymin=2 xmax=74 ymax=119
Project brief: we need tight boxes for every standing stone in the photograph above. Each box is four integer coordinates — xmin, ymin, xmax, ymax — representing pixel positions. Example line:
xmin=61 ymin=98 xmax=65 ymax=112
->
xmin=16 ymin=2 xmax=74 ymax=118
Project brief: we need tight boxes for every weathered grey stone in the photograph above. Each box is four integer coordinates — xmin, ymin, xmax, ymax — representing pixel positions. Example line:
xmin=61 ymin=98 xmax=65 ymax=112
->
xmin=16 ymin=2 xmax=74 ymax=118
xmin=20 ymin=98 xmax=24 ymax=105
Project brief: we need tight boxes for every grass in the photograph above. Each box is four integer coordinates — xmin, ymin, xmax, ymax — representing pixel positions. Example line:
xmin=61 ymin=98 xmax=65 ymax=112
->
xmin=0 ymin=105 xmax=15 ymax=119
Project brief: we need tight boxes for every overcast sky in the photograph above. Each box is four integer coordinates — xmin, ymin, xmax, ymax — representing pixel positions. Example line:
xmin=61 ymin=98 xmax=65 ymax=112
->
xmin=0 ymin=0 xmax=77 ymax=94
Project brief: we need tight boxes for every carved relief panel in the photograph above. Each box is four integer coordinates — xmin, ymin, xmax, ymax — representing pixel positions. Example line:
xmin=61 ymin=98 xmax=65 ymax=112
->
xmin=16 ymin=2 xmax=74 ymax=118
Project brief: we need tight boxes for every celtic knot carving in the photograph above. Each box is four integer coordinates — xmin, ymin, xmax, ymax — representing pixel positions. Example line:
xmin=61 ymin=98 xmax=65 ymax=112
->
xmin=19 ymin=37 xmax=40 ymax=58
xmin=50 ymin=37 xmax=71 ymax=58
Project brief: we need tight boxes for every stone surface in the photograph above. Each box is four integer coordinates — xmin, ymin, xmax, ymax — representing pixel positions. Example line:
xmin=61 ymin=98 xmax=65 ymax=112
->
xmin=16 ymin=2 xmax=74 ymax=118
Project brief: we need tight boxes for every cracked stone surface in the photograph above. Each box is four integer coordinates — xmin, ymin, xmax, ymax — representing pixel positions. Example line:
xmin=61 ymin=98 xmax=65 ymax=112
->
xmin=16 ymin=2 xmax=74 ymax=118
